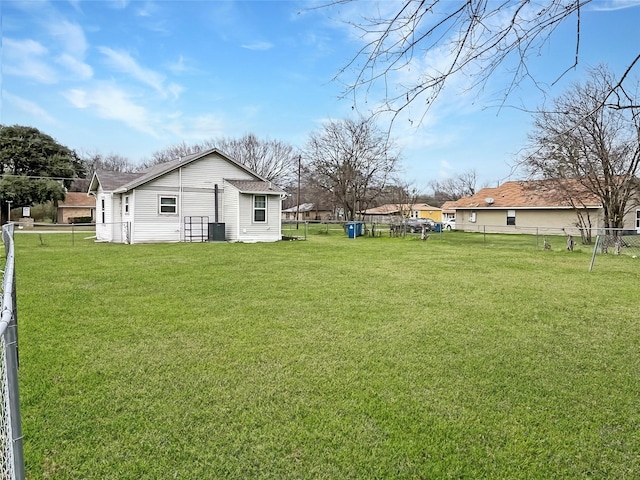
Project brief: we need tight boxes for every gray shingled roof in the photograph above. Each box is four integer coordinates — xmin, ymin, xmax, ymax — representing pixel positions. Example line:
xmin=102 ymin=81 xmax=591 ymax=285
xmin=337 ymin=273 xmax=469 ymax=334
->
xmin=88 ymin=148 xmax=277 ymax=194
xmin=113 ymin=148 xmax=269 ymax=193
xmin=282 ymin=203 xmax=314 ymax=213
xmin=92 ymin=171 xmax=143 ymax=191
xmin=225 ymin=179 xmax=286 ymax=194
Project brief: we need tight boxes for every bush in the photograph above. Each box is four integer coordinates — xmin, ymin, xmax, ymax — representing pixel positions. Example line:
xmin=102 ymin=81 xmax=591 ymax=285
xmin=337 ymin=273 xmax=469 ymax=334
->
xmin=68 ymin=216 xmax=93 ymax=224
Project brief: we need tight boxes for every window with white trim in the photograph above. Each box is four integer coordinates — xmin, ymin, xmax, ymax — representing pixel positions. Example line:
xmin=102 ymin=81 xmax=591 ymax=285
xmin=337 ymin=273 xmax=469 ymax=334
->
xmin=159 ymin=196 xmax=178 ymax=215
xmin=101 ymin=198 xmax=105 ymax=224
xmin=254 ymin=195 xmax=267 ymax=222
xmin=124 ymin=196 xmax=129 ymax=215
xmin=507 ymin=209 xmax=516 ymax=226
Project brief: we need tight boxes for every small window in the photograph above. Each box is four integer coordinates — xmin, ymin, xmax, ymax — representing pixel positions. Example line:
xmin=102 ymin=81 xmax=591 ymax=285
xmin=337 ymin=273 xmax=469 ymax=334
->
xmin=470 ymin=211 xmax=476 ymax=223
xmin=101 ymin=198 xmax=105 ymax=224
xmin=507 ymin=209 xmax=516 ymax=226
xmin=124 ymin=196 xmax=129 ymax=215
xmin=159 ymin=196 xmax=178 ymax=215
xmin=254 ymin=195 xmax=267 ymax=222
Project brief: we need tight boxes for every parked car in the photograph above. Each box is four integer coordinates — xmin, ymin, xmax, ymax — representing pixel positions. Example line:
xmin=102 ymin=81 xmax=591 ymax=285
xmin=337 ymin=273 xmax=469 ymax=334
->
xmin=406 ymin=219 xmax=433 ymax=233
xmin=443 ymin=218 xmax=456 ymax=230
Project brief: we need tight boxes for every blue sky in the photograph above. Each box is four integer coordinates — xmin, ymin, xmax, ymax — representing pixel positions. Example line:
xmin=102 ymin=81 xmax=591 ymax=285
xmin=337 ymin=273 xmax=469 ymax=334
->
xmin=1 ymin=0 xmax=639 ymax=192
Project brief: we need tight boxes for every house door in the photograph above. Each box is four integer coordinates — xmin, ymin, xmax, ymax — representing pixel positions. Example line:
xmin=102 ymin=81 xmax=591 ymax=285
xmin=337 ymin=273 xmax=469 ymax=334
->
xmin=122 ymin=195 xmax=131 ymax=244
xmin=636 ymin=209 xmax=640 ymax=233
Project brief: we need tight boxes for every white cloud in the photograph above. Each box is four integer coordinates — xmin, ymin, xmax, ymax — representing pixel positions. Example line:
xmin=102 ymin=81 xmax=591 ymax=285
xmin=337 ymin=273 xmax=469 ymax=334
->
xmin=166 ymin=55 xmax=197 ymax=75
xmin=591 ymin=0 xmax=640 ymax=11
xmin=167 ymin=55 xmax=186 ymax=74
xmin=241 ymin=41 xmax=274 ymax=51
xmin=107 ymin=0 xmax=129 ymax=9
xmin=166 ymin=83 xmax=185 ymax=99
xmin=164 ymin=113 xmax=225 ymax=140
xmin=98 ymin=47 xmax=182 ymax=99
xmin=2 ymin=90 xmax=58 ymax=124
xmin=64 ymin=85 xmax=158 ymax=137
xmin=3 ymin=38 xmax=57 ymax=84
xmin=47 ymin=20 xmax=88 ymax=57
xmin=56 ymin=54 xmax=93 ymax=80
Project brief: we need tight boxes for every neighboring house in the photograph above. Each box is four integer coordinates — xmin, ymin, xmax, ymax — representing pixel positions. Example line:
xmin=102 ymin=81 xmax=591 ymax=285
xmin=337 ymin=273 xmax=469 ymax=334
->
xmin=412 ymin=203 xmax=442 ymax=222
xmin=281 ymin=203 xmax=333 ymax=221
xmin=361 ymin=203 xmax=442 ymax=223
xmin=360 ymin=203 xmax=406 ymax=223
xmin=57 ymin=192 xmax=96 ymax=223
xmin=448 ymin=179 xmax=638 ymax=234
xmin=440 ymin=201 xmax=457 ymax=223
xmin=88 ymin=149 xmax=286 ymax=244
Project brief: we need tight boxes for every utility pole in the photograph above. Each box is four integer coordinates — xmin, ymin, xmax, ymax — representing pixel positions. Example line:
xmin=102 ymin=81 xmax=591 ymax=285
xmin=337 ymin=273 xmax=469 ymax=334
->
xmin=296 ymin=155 xmax=301 ymax=230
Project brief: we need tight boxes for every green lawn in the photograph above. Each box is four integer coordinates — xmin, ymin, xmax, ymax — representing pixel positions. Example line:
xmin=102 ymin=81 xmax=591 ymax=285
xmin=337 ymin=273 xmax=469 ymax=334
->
xmin=15 ymin=231 xmax=640 ymax=479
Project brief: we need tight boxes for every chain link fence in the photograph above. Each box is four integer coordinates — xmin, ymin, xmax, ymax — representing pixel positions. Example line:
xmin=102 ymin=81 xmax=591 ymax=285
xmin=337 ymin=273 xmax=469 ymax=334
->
xmin=0 ymin=223 xmax=25 ymax=479
xmin=589 ymin=229 xmax=640 ymax=271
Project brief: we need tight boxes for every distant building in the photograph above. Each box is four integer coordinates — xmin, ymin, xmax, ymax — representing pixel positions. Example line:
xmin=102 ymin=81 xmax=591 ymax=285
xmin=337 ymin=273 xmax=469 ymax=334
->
xmin=449 ymin=179 xmax=639 ymax=234
xmin=281 ymin=203 xmax=333 ymax=221
xmin=57 ymin=192 xmax=96 ymax=223
xmin=360 ymin=203 xmax=442 ymax=223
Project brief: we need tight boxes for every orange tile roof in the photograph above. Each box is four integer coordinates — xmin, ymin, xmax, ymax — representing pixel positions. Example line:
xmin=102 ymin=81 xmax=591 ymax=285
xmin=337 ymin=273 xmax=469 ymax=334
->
xmin=449 ymin=180 xmax=602 ymax=209
xmin=440 ymin=201 xmax=457 ymax=213
xmin=362 ymin=204 xmax=405 ymax=215
xmin=412 ymin=203 xmax=441 ymax=211
xmin=362 ymin=203 xmax=440 ymax=215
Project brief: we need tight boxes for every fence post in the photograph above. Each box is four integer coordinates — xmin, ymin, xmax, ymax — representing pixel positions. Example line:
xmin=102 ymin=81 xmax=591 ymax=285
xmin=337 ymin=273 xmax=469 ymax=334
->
xmin=1 ymin=223 xmax=25 ymax=480
xmin=589 ymin=235 xmax=601 ymax=272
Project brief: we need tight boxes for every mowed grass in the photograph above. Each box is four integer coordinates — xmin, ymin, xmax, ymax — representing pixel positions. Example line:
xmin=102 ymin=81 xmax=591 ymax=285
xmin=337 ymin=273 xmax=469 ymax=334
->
xmin=15 ymin=231 xmax=640 ymax=479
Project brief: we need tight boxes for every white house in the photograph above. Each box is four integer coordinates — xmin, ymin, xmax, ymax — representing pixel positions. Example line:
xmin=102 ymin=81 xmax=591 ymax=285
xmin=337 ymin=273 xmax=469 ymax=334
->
xmin=88 ymin=149 xmax=286 ymax=244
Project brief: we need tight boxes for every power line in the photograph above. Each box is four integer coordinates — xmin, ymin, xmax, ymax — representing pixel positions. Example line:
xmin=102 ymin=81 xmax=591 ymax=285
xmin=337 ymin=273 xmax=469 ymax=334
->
xmin=0 ymin=174 xmax=86 ymax=181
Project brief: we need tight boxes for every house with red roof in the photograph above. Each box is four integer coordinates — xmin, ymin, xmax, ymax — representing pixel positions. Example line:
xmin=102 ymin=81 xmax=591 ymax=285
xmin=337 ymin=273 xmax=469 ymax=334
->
xmin=56 ymin=192 xmax=96 ymax=224
xmin=448 ymin=179 xmax=639 ymax=235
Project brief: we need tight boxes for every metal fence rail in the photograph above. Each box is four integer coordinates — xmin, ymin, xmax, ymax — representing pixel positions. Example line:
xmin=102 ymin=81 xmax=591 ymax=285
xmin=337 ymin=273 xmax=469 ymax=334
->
xmin=0 ymin=224 xmax=25 ymax=479
xmin=589 ymin=230 xmax=640 ymax=271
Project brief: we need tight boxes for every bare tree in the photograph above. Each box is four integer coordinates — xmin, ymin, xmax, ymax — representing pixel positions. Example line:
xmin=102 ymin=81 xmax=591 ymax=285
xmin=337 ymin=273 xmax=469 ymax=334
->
xmin=79 ymin=150 xmax=136 ymax=174
xmin=215 ymin=134 xmax=299 ymax=186
xmin=138 ymin=141 xmax=210 ymax=170
xmin=304 ymin=117 xmax=399 ymax=221
xmin=378 ymin=180 xmax=421 ymax=215
xmin=322 ymin=1 xmax=640 ymax=122
xmin=139 ymin=135 xmax=297 ymax=185
xmin=430 ymin=169 xmax=480 ymax=202
xmin=523 ymin=65 xmax=640 ymax=238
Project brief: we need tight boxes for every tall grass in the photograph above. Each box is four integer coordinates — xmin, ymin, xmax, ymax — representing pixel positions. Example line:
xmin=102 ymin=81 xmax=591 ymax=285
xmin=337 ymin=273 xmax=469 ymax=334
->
xmin=15 ymin=232 xmax=640 ymax=479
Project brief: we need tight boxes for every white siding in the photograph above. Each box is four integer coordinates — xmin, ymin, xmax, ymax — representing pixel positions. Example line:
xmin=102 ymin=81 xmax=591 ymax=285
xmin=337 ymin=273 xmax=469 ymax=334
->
xmin=95 ymin=189 xmax=112 ymax=242
xmin=96 ymin=188 xmax=123 ymax=242
xmin=112 ymin=195 xmax=124 ymax=243
xmin=223 ymin=182 xmax=240 ymax=241
xmin=102 ymin=152 xmax=282 ymax=243
xmin=182 ymin=189 xmax=220 ymax=220
xmin=236 ymin=193 xmax=282 ymax=242
xmin=181 ymin=154 xmax=255 ymax=187
xmin=131 ymin=187 xmax=181 ymax=243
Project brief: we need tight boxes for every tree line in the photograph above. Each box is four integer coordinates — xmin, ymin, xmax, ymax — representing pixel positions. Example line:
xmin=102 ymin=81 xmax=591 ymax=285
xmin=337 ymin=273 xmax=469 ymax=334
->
xmin=1 ymin=62 xmax=638 ymax=229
